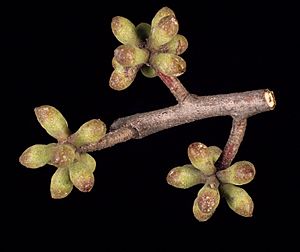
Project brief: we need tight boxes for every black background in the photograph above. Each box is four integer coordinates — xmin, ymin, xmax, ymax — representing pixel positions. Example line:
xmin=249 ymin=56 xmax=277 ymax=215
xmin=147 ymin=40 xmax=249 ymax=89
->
xmin=5 ymin=0 xmax=298 ymax=243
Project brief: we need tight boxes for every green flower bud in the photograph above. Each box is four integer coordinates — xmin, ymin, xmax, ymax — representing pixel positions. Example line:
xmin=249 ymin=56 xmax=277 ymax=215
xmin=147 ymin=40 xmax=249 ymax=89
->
xmin=70 ymin=119 xmax=106 ymax=147
xmin=114 ymin=45 xmax=149 ymax=67
xmin=50 ymin=167 xmax=73 ymax=199
xmin=221 ymin=184 xmax=254 ymax=217
xmin=150 ymin=15 xmax=179 ymax=49
xmin=166 ymin=164 xmax=207 ymax=189
xmin=216 ymin=161 xmax=255 ymax=185
xmin=187 ymin=143 xmax=221 ymax=176
xmin=111 ymin=16 xmax=140 ymax=46
xmin=141 ymin=65 xmax=156 ymax=78
xmin=150 ymin=53 xmax=186 ymax=77
xmin=19 ymin=144 xmax=53 ymax=169
xmin=160 ymin=34 xmax=188 ymax=55
xmin=69 ymin=154 xmax=96 ymax=192
xmin=109 ymin=66 xmax=138 ymax=91
xmin=136 ymin=22 xmax=151 ymax=41
xmin=49 ymin=144 xmax=76 ymax=168
xmin=193 ymin=179 xmax=220 ymax=222
xmin=34 ymin=105 xmax=70 ymax=141
xmin=151 ymin=7 xmax=175 ymax=28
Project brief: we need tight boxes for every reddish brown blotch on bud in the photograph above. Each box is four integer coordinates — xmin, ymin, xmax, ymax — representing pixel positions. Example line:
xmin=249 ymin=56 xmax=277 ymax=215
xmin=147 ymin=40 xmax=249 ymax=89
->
xmin=114 ymin=45 xmax=149 ymax=67
xmin=150 ymin=53 xmax=186 ymax=77
xmin=49 ymin=144 xmax=76 ymax=168
xmin=109 ymin=66 xmax=139 ymax=91
xmin=149 ymin=15 xmax=179 ymax=49
xmin=160 ymin=34 xmax=188 ymax=55
xmin=193 ymin=177 xmax=220 ymax=221
xmin=217 ymin=161 xmax=256 ymax=185
xmin=187 ymin=142 xmax=221 ymax=176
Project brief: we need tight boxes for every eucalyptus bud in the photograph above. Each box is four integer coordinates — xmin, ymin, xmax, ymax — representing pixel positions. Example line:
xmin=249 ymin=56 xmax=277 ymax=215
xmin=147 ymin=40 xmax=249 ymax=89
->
xmin=70 ymin=119 xmax=106 ymax=147
xmin=193 ymin=179 xmax=220 ymax=222
xmin=151 ymin=7 xmax=175 ymax=28
xmin=216 ymin=161 xmax=256 ymax=185
xmin=50 ymin=167 xmax=73 ymax=199
xmin=69 ymin=154 xmax=96 ymax=192
xmin=150 ymin=53 xmax=186 ymax=77
xmin=111 ymin=16 xmax=140 ymax=46
xmin=19 ymin=144 xmax=53 ymax=169
xmin=49 ymin=144 xmax=76 ymax=168
xmin=221 ymin=184 xmax=254 ymax=217
xmin=114 ymin=45 xmax=149 ymax=67
xmin=187 ymin=143 xmax=220 ymax=176
xmin=109 ymin=66 xmax=138 ymax=91
xmin=141 ymin=65 xmax=156 ymax=78
xmin=167 ymin=164 xmax=207 ymax=189
xmin=136 ymin=22 xmax=151 ymax=41
xmin=161 ymin=34 xmax=188 ymax=55
xmin=150 ymin=15 xmax=179 ymax=49
xmin=34 ymin=105 xmax=70 ymax=141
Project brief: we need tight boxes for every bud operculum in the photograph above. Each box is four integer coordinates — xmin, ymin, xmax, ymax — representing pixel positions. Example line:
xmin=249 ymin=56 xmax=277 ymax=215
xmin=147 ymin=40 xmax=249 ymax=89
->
xmin=151 ymin=7 xmax=175 ymax=28
xmin=50 ymin=167 xmax=73 ymax=199
xmin=114 ymin=45 xmax=149 ymax=67
xmin=187 ymin=142 xmax=219 ymax=176
xmin=160 ymin=34 xmax=188 ymax=55
xmin=150 ymin=53 xmax=186 ymax=77
xmin=34 ymin=105 xmax=70 ymax=141
xmin=109 ymin=66 xmax=139 ymax=91
xmin=70 ymin=119 xmax=106 ymax=147
xmin=221 ymin=184 xmax=254 ymax=217
xmin=193 ymin=179 xmax=220 ymax=221
xmin=167 ymin=164 xmax=207 ymax=189
xmin=69 ymin=154 xmax=96 ymax=192
xmin=217 ymin=161 xmax=255 ymax=185
xmin=150 ymin=15 xmax=179 ymax=49
xmin=19 ymin=144 xmax=54 ymax=169
xmin=111 ymin=16 xmax=140 ymax=46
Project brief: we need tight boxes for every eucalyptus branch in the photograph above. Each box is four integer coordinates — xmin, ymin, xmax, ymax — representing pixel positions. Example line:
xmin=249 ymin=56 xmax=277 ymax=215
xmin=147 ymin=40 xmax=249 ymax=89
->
xmin=79 ymin=89 xmax=275 ymax=153
xmin=19 ymin=6 xmax=277 ymax=221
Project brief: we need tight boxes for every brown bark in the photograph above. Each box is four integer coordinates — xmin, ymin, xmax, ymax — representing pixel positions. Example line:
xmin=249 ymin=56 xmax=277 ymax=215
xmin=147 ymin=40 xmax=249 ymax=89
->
xmin=79 ymin=89 xmax=275 ymax=153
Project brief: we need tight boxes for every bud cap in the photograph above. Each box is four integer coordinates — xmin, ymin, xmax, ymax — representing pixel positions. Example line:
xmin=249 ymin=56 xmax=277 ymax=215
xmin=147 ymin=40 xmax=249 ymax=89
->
xmin=167 ymin=164 xmax=207 ymax=189
xmin=150 ymin=53 xmax=186 ymax=77
xmin=34 ymin=105 xmax=70 ymax=141
xmin=221 ymin=184 xmax=254 ymax=217
xmin=19 ymin=144 xmax=53 ymax=169
xmin=50 ymin=167 xmax=73 ymax=199
xmin=217 ymin=161 xmax=256 ymax=185
xmin=70 ymin=119 xmax=106 ymax=147
xmin=111 ymin=16 xmax=140 ymax=46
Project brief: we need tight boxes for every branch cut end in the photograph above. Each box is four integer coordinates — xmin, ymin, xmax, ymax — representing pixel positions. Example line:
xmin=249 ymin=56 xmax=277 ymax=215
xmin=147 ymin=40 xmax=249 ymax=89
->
xmin=264 ymin=89 xmax=276 ymax=109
